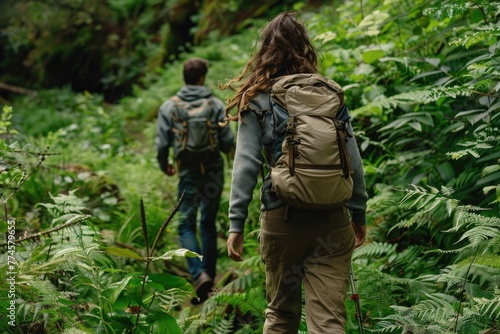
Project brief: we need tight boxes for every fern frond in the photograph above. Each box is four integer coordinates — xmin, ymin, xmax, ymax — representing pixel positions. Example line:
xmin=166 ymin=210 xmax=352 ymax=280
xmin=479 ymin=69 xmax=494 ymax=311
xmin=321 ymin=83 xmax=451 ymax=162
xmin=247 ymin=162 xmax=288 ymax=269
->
xmin=352 ymin=241 xmax=397 ymax=259
xmin=239 ymin=254 xmax=264 ymax=271
xmin=353 ymin=268 xmax=409 ymax=314
xmin=455 ymin=210 xmax=500 ymax=229
xmin=178 ymin=316 xmax=205 ymax=334
xmin=212 ymin=315 xmax=235 ymax=334
xmin=413 ymin=292 xmax=457 ymax=319
xmin=450 ymin=23 xmax=500 ymax=49
xmin=62 ymin=329 xmax=93 ymax=334
xmin=156 ymin=288 xmax=193 ymax=312
xmin=450 ymin=260 xmax=500 ymax=289
xmin=37 ymin=190 xmax=89 ymax=216
xmin=400 ymin=184 xmax=457 ymax=211
xmin=217 ymin=271 xmax=260 ymax=294
xmin=420 ymin=267 xmax=463 ymax=290
xmin=50 ymin=213 xmax=89 ymax=227
xmin=457 ymin=225 xmax=498 ymax=246
xmin=210 ymin=287 xmax=266 ymax=317
xmin=352 ymin=85 xmax=474 ymax=116
xmin=477 ymin=290 xmax=500 ymax=320
xmin=352 ymin=89 xmax=436 ymax=115
xmin=424 ymin=1 xmax=500 ymax=20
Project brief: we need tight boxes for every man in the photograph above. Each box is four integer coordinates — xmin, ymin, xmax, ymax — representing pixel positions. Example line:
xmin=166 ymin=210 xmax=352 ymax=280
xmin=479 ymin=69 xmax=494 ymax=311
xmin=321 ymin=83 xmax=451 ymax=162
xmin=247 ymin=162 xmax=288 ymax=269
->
xmin=155 ymin=58 xmax=235 ymax=303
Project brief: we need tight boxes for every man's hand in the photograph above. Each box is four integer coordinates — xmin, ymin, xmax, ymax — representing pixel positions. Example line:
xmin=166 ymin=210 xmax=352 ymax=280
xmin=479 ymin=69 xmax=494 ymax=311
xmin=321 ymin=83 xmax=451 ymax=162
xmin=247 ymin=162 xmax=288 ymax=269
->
xmin=351 ymin=222 xmax=366 ymax=248
xmin=227 ymin=232 xmax=244 ymax=261
xmin=165 ymin=163 xmax=176 ymax=176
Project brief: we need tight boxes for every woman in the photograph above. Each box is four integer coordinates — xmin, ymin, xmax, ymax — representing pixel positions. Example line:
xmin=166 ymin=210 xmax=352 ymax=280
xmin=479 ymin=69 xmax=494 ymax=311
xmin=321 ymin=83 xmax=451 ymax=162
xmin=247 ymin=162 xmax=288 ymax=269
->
xmin=220 ymin=11 xmax=368 ymax=333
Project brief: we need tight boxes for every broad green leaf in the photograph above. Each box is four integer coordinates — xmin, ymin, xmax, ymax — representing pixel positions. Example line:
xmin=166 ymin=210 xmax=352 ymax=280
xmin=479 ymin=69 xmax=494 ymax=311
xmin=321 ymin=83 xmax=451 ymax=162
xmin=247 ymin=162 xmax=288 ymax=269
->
xmin=410 ymin=70 xmax=442 ymax=82
xmin=314 ymin=31 xmax=337 ymax=44
xmin=379 ymin=118 xmax=409 ymax=131
xmin=425 ymin=57 xmax=441 ymax=67
xmin=152 ymin=248 xmax=202 ymax=261
xmin=400 ymin=112 xmax=434 ymax=126
xmin=359 ymin=10 xmax=390 ymax=28
xmin=476 ymin=171 xmax=500 ymax=186
xmin=482 ymin=165 xmax=500 ymax=177
xmin=147 ymin=273 xmax=194 ymax=291
xmin=437 ymin=163 xmax=455 ymax=183
xmin=107 ymin=275 xmax=133 ymax=306
xmin=112 ymin=294 xmax=131 ymax=311
xmin=362 ymin=50 xmax=385 ymax=64
xmin=455 ymin=109 xmax=490 ymax=125
xmin=417 ymin=16 xmax=430 ymax=27
xmin=408 ymin=121 xmax=422 ymax=131
xmin=106 ymin=246 xmax=144 ymax=261
xmin=482 ymin=185 xmax=498 ymax=196
xmin=156 ymin=313 xmax=182 ymax=334
xmin=125 ymin=289 xmax=146 ymax=307
xmin=478 ymin=150 xmax=500 ymax=163
xmin=487 ymin=101 xmax=500 ymax=113
xmin=469 ymin=9 xmax=483 ymax=24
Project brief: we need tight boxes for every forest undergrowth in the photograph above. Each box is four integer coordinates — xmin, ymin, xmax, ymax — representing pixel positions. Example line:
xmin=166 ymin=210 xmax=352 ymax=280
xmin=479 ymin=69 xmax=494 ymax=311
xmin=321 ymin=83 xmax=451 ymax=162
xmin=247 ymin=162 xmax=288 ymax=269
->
xmin=1 ymin=1 xmax=499 ymax=333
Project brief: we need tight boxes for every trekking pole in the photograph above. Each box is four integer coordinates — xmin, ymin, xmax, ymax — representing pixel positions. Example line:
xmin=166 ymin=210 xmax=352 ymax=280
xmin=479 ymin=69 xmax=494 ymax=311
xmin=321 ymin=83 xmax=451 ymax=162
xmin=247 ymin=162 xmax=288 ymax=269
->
xmin=349 ymin=263 xmax=365 ymax=334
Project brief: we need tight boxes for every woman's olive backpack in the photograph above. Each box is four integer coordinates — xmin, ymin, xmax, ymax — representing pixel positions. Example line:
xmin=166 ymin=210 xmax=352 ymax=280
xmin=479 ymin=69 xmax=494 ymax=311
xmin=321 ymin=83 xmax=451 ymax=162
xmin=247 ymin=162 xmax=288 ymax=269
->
xmin=267 ymin=73 xmax=353 ymax=210
xmin=170 ymin=95 xmax=219 ymax=169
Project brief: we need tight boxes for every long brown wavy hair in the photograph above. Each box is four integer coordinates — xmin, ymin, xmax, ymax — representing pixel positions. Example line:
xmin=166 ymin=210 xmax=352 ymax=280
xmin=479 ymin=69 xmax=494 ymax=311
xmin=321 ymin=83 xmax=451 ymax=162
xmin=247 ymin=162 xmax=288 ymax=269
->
xmin=219 ymin=11 xmax=318 ymax=123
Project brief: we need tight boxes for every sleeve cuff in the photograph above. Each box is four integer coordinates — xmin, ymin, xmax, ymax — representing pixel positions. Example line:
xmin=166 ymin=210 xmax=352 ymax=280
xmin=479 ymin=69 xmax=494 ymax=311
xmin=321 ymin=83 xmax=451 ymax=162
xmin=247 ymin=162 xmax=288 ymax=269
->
xmin=229 ymin=219 xmax=245 ymax=233
xmin=350 ymin=210 xmax=366 ymax=226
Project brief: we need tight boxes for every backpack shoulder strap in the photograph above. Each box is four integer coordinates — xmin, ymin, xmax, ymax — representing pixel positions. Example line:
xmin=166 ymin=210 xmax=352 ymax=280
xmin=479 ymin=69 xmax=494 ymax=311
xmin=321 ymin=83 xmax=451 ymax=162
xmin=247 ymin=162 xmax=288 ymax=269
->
xmin=170 ymin=95 xmax=185 ymax=121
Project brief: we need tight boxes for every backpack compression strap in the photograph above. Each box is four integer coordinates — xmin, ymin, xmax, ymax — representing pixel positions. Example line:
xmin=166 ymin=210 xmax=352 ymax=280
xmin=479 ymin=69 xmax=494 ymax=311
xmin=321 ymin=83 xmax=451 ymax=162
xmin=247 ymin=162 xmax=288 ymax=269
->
xmin=170 ymin=96 xmax=189 ymax=151
xmin=335 ymin=119 xmax=353 ymax=178
xmin=285 ymin=116 xmax=299 ymax=175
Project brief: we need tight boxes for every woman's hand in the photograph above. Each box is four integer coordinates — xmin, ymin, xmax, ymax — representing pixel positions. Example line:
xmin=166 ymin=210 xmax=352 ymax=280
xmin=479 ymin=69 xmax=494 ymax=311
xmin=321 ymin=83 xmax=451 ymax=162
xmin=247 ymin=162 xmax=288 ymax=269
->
xmin=351 ymin=222 xmax=366 ymax=248
xmin=227 ymin=232 xmax=244 ymax=261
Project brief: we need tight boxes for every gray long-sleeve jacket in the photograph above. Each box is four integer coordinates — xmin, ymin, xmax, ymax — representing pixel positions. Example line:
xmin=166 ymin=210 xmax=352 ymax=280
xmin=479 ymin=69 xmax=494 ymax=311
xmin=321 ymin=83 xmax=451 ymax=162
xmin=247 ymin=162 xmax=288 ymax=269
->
xmin=228 ymin=92 xmax=368 ymax=233
xmin=155 ymin=85 xmax=235 ymax=176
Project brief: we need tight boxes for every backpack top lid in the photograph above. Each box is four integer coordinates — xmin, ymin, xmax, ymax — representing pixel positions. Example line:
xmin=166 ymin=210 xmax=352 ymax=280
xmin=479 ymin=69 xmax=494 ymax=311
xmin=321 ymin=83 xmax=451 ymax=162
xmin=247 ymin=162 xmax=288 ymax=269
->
xmin=271 ymin=73 xmax=345 ymax=116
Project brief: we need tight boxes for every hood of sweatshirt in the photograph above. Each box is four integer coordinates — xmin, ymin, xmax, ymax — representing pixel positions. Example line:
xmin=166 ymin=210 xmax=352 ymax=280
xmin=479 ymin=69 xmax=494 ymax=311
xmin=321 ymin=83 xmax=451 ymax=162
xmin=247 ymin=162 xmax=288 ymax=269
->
xmin=177 ymin=85 xmax=212 ymax=102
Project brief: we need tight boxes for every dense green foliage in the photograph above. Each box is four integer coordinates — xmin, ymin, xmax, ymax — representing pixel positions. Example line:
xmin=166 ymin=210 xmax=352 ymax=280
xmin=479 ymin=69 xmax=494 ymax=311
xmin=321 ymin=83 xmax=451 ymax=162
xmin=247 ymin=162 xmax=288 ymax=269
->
xmin=0 ymin=0 xmax=294 ymax=101
xmin=1 ymin=0 xmax=499 ymax=333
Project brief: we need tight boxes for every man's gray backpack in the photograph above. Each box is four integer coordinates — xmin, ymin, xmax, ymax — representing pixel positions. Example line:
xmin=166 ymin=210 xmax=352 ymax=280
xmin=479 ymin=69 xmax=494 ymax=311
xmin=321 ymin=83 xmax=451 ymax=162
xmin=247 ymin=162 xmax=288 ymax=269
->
xmin=269 ymin=73 xmax=354 ymax=210
xmin=171 ymin=95 xmax=219 ymax=164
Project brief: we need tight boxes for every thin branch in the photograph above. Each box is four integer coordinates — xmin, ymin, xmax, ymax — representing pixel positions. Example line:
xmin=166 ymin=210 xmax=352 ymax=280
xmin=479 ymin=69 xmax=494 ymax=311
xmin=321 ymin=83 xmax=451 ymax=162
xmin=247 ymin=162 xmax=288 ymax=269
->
xmin=9 ymin=150 xmax=59 ymax=157
xmin=0 ymin=215 xmax=91 ymax=246
xmin=140 ymin=198 xmax=149 ymax=259
xmin=0 ymin=82 xmax=37 ymax=96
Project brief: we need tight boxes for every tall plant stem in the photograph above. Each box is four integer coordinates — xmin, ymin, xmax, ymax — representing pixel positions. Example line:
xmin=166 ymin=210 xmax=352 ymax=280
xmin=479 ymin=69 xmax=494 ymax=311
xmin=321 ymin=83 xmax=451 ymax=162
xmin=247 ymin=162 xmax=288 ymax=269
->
xmin=134 ymin=191 xmax=185 ymax=328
